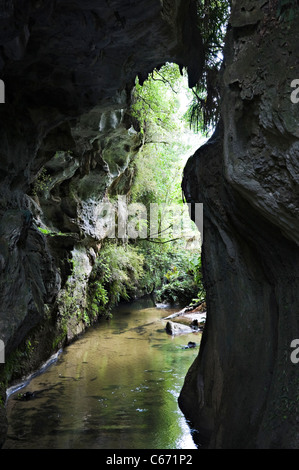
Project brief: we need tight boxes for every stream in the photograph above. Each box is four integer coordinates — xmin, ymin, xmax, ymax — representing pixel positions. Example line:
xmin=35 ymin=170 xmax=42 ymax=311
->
xmin=3 ymin=297 xmax=200 ymax=450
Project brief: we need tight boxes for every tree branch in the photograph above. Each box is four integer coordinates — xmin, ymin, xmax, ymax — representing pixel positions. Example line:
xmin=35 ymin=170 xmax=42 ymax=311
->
xmin=149 ymin=224 xmax=173 ymax=238
xmin=137 ymin=237 xmax=182 ymax=244
xmin=151 ymin=69 xmax=178 ymax=94
xmin=144 ymin=139 xmax=170 ymax=145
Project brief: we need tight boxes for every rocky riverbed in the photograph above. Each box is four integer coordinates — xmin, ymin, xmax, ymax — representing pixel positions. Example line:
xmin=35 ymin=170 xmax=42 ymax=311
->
xmin=162 ymin=303 xmax=206 ymax=337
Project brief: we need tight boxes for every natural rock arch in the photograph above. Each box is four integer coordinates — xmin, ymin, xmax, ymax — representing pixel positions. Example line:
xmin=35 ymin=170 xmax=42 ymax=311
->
xmin=0 ymin=0 xmax=298 ymax=450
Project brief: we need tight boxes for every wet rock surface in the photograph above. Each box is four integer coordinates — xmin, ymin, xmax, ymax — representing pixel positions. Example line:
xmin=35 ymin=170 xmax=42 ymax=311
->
xmin=166 ymin=320 xmax=194 ymax=336
xmin=0 ymin=1 xmax=202 ymax=359
xmin=0 ymin=0 xmax=203 ymax=447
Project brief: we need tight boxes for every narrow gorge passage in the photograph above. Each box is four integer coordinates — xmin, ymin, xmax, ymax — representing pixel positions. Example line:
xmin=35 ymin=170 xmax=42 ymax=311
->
xmin=0 ymin=0 xmax=298 ymax=451
xmin=4 ymin=299 xmax=199 ymax=450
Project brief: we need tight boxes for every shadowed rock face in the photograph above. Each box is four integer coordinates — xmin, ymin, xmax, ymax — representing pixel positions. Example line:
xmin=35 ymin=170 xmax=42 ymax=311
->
xmin=0 ymin=0 xmax=203 ymax=356
xmin=0 ymin=0 xmax=298 ymax=451
xmin=179 ymin=1 xmax=299 ymax=449
xmin=0 ymin=0 xmax=203 ymax=446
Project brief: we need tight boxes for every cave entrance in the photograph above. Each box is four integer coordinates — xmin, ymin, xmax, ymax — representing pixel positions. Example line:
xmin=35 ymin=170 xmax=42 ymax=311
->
xmin=125 ymin=62 xmax=207 ymax=310
xmin=91 ymin=63 xmax=208 ymax=331
xmin=116 ymin=0 xmax=231 ymax=314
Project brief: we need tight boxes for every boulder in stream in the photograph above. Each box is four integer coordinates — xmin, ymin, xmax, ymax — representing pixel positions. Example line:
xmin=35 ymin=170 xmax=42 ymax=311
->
xmin=165 ymin=321 xmax=194 ymax=336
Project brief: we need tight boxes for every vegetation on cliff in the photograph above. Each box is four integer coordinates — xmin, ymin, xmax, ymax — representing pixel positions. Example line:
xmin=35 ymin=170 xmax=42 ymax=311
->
xmin=187 ymin=0 xmax=230 ymax=132
xmin=88 ymin=63 xmax=205 ymax=314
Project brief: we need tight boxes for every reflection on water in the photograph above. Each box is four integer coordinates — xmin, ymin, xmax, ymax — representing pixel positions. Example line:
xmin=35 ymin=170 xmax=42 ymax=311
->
xmin=4 ymin=297 xmax=200 ymax=449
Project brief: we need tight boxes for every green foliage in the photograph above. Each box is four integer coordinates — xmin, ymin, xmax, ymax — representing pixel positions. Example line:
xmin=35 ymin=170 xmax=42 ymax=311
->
xmin=89 ymin=281 xmax=110 ymax=319
xmin=86 ymin=64 xmax=206 ymax=316
xmin=32 ymin=168 xmax=52 ymax=196
xmin=136 ymin=240 xmax=189 ymax=295
xmin=88 ymin=238 xmax=205 ymax=311
xmin=131 ymin=142 xmax=187 ymax=208
xmin=154 ymin=251 xmax=205 ymax=306
xmin=0 ymin=339 xmax=36 ymax=386
xmin=189 ymin=255 xmax=206 ymax=305
xmin=186 ymin=0 xmax=230 ymax=132
xmin=38 ymin=227 xmax=52 ymax=235
xmin=52 ymin=327 xmax=67 ymax=351
xmin=196 ymin=0 xmax=230 ymax=62
xmin=131 ymin=63 xmax=184 ymax=137
xmin=37 ymin=227 xmax=67 ymax=237
xmin=57 ymin=288 xmax=82 ymax=321
xmin=88 ymin=243 xmax=145 ymax=317
xmin=155 ymin=278 xmax=198 ymax=305
xmin=128 ymin=62 xmax=205 ymax=305
xmin=131 ymin=62 xmax=199 ymax=236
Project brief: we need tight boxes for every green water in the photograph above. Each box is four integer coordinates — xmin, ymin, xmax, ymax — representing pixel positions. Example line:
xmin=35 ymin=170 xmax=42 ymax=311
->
xmin=3 ymin=298 xmax=200 ymax=449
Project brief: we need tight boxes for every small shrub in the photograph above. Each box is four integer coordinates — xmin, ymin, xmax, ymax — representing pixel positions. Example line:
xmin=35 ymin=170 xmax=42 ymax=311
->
xmin=32 ymin=168 xmax=52 ymax=196
xmin=155 ymin=276 xmax=198 ymax=305
xmin=87 ymin=243 xmax=145 ymax=317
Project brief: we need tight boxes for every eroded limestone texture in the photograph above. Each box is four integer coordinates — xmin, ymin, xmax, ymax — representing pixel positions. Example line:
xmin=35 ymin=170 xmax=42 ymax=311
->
xmin=179 ymin=1 xmax=299 ymax=449
xmin=0 ymin=0 xmax=203 ymax=446
xmin=0 ymin=0 xmax=298 ymax=450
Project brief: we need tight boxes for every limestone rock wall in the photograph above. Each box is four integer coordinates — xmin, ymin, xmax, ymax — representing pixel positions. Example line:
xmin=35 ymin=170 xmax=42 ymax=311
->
xmin=1 ymin=0 xmax=298 ymax=450
xmin=179 ymin=1 xmax=299 ymax=449
xmin=0 ymin=0 xmax=203 ymax=447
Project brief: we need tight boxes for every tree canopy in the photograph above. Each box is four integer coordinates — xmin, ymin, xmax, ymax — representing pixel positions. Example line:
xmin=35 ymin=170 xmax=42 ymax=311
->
xmin=187 ymin=0 xmax=230 ymax=132
xmin=131 ymin=63 xmax=199 ymax=210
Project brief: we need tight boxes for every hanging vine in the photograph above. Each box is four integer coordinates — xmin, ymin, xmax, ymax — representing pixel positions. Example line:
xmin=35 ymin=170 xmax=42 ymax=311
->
xmin=185 ymin=0 xmax=230 ymax=133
